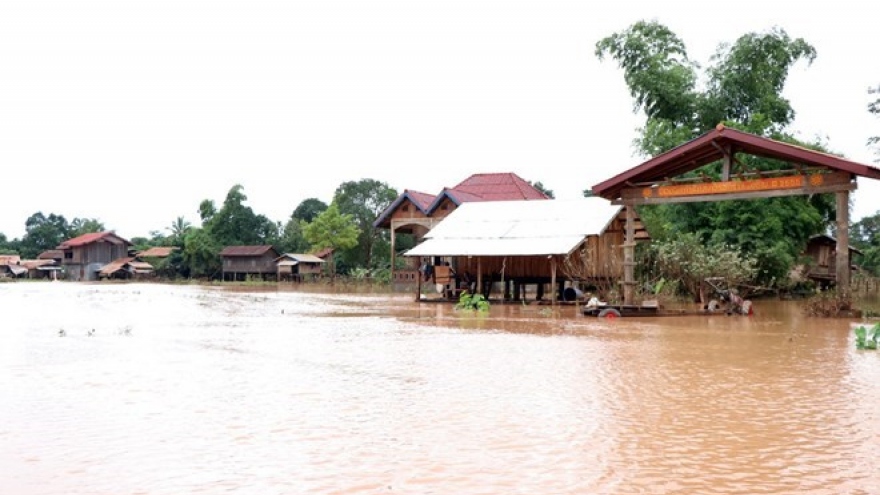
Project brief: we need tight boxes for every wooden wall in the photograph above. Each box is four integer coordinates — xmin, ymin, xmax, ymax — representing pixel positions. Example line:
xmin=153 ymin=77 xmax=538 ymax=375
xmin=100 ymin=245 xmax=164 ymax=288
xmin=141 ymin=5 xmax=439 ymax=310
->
xmin=223 ymin=253 xmax=277 ymax=274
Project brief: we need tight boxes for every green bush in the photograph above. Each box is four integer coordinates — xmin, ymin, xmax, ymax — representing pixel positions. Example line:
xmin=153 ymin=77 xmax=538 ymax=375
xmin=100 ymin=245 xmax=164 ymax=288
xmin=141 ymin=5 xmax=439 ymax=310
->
xmin=455 ymin=291 xmax=490 ymax=312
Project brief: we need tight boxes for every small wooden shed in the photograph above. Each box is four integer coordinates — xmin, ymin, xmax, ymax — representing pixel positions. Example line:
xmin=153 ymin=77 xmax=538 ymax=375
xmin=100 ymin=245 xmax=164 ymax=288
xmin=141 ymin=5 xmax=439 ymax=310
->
xmin=275 ymin=253 xmax=326 ymax=282
xmin=802 ymin=234 xmax=861 ymax=287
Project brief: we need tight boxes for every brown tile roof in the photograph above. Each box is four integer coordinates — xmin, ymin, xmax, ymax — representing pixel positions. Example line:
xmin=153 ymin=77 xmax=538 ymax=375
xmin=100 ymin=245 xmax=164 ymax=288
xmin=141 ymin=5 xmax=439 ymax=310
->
xmin=38 ymin=250 xmax=63 ymax=260
xmin=21 ymin=259 xmax=57 ymax=270
xmin=138 ymin=246 xmax=178 ymax=258
xmin=99 ymin=257 xmax=134 ymax=276
xmin=0 ymin=255 xmax=21 ymax=266
xmin=219 ymin=245 xmax=278 ymax=257
xmin=58 ymin=231 xmax=131 ymax=249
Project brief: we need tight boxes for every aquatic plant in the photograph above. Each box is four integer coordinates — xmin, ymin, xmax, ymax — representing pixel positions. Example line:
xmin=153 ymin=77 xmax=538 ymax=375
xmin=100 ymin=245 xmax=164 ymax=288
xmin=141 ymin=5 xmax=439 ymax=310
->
xmin=455 ymin=291 xmax=490 ymax=312
xmin=854 ymin=323 xmax=880 ymax=350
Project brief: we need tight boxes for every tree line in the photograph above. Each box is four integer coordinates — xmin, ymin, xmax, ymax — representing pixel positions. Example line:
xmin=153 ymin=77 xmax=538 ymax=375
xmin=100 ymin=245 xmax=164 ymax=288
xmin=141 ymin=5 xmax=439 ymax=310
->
xmin=0 ymin=178 xmax=410 ymax=280
xmin=4 ymin=21 xmax=878 ymax=291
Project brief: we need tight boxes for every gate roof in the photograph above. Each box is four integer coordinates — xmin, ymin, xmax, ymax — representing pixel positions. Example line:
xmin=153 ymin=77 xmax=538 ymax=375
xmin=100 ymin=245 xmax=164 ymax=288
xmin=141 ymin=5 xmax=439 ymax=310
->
xmin=592 ymin=124 xmax=880 ymax=201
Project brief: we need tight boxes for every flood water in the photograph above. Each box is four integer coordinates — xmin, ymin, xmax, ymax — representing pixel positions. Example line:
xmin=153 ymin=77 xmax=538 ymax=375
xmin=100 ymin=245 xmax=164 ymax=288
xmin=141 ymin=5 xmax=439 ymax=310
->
xmin=1 ymin=282 xmax=879 ymax=494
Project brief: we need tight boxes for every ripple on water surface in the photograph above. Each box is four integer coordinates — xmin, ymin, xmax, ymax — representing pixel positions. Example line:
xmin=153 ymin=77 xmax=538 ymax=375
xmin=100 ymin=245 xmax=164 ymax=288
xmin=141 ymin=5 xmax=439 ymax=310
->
xmin=1 ymin=283 xmax=878 ymax=494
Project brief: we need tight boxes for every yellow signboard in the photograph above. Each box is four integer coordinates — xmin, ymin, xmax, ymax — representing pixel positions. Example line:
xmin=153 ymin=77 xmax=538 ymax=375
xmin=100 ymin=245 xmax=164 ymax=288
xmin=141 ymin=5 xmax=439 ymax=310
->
xmin=643 ymin=174 xmax=819 ymax=199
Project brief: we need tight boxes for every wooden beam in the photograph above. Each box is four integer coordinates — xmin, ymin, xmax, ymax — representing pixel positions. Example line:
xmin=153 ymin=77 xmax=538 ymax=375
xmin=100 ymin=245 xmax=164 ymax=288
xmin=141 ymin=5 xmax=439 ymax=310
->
xmin=615 ymin=182 xmax=856 ymax=205
xmin=550 ymin=256 xmax=557 ymax=307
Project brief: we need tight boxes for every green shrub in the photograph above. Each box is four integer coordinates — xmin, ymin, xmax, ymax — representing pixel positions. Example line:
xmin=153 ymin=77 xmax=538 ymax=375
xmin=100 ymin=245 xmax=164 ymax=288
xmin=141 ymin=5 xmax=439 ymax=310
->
xmin=455 ymin=291 xmax=490 ymax=312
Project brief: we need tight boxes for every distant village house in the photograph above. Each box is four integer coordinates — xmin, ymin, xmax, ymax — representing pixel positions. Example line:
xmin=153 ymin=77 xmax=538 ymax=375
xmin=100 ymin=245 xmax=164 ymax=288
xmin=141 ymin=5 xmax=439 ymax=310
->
xmin=220 ymin=245 xmax=280 ymax=281
xmin=57 ymin=231 xmax=133 ymax=281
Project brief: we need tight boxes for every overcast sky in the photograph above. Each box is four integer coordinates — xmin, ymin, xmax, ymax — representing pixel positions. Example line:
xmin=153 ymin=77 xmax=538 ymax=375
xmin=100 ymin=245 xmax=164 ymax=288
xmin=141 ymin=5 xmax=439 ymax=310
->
xmin=1 ymin=1 xmax=878 ymax=240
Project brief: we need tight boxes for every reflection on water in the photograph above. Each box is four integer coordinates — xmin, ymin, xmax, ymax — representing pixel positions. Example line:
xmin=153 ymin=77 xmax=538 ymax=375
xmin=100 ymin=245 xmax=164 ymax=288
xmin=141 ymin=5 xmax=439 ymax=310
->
xmin=1 ymin=283 xmax=879 ymax=494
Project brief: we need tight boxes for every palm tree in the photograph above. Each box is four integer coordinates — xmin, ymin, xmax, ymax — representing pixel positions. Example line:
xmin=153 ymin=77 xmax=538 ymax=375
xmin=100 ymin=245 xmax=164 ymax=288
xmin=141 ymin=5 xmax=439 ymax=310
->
xmin=168 ymin=216 xmax=192 ymax=246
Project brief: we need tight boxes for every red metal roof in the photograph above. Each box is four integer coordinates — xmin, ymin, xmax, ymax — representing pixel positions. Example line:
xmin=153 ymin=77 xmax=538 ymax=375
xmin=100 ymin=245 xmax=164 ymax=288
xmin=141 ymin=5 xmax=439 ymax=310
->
xmin=374 ymin=173 xmax=550 ymax=228
xmin=219 ymin=245 xmax=278 ymax=257
xmin=58 ymin=231 xmax=131 ymax=249
xmin=593 ymin=125 xmax=880 ymax=200
xmin=451 ymin=172 xmax=550 ymax=201
xmin=425 ymin=173 xmax=550 ymax=214
xmin=407 ymin=190 xmax=436 ymax=211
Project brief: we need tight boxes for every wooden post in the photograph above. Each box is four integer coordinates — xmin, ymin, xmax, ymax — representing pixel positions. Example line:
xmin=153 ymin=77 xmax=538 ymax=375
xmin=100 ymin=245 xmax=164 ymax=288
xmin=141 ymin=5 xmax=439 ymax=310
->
xmin=390 ymin=225 xmax=396 ymax=286
xmin=500 ymin=256 xmax=506 ymax=304
xmin=550 ymin=256 xmax=557 ymax=307
xmin=836 ymin=190 xmax=850 ymax=297
xmin=721 ymin=145 xmax=733 ymax=181
xmin=623 ymin=204 xmax=636 ymax=305
xmin=477 ymin=257 xmax=482 ymax=297
xmin=416 ymin=257 xmax=422 ymax=302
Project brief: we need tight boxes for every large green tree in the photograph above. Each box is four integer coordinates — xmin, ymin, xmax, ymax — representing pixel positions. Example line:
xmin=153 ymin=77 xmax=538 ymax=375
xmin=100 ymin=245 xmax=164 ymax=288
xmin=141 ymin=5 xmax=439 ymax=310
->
xmin=18 ymin=212 xmax=71 ymax=259
xmin=333 ymin=179 xmax=398 ymax=270
xmin=293 ymin=198 xmax=328 ymax=223
xmin=303 ymin=203 xmax=360 ymax=274
xmin=182 ymin=227 xmax=221 ymax=278
xmin=597 ymin=21 xmax=830 ymax=286
xmin=206 ymin=185 xmax=278 ymax=247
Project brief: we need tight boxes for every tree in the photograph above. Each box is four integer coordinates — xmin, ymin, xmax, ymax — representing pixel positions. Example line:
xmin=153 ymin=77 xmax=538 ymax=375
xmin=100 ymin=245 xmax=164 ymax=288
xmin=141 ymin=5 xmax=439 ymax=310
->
xmin=851 ymin=211 xmax=880 ymax=275
xmin=168 ymin=216 xmax=192 ymax=247
xmin=69 ymin=217 xmax=105 ymax=238
xmin=198 ymin=199 xmax=216 ymax=225
xmin=19 ymin=212 xmax=71 ymax=259
xmin=597 ymin=21 xmax=827 ymax=286
xmin=0 ymin=232 xmax=18 ymax=255
xmin=529 ymin=181 xmax=555 ymax=199
xmin=292 ymin=198 xmax=328 ymax=223
xmin=278 ymin=216 xmax=310 ymax=254
xmin=303 ymin=203 xmax=360 ymax=275
xmin=182 ymin=227 xmax=221 ymax=278
xmin=647 ymin=233 xmax=758 ymax=302
xmin=206 ymin=185 xmax=277 ymax=247
xmin=332 ymin=179 xmax=398 ymax=269
xmin=869 ymin=84 xmax=880 ymax=161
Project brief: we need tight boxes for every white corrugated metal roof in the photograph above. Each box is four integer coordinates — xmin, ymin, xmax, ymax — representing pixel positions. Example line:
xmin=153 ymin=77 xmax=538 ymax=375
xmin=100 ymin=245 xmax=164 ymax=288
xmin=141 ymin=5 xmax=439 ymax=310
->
xmin=277 ymin=253 xmax=326 ymax=264
xmin=405 ymin=198 xmax=622 ymax=257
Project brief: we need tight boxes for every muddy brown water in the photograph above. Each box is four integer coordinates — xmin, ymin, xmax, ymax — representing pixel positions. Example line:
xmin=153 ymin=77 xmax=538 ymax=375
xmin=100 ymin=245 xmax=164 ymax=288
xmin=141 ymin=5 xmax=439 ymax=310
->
xmin=1 ymin=283 xmax=879 ymax=494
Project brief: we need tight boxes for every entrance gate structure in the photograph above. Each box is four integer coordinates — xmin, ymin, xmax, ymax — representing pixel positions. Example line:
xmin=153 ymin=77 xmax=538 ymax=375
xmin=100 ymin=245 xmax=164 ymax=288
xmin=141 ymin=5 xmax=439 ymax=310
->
xmin=591 ymin=124 xmax=880 ymax=305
